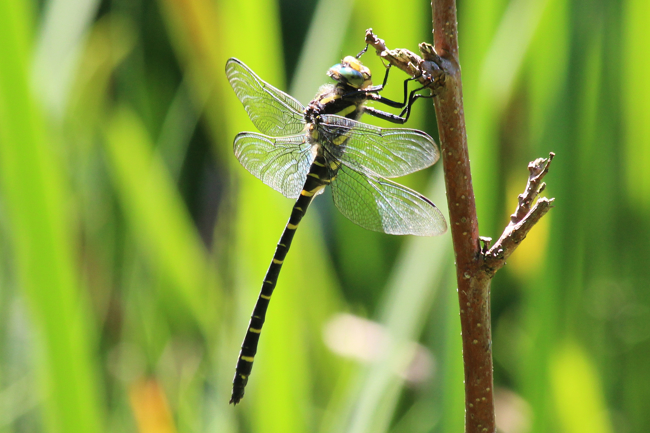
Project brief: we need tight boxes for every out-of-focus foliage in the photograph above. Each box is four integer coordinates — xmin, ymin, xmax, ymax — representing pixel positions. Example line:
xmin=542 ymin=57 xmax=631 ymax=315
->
xmin=0 ymin=0 xmax=647 ymax=432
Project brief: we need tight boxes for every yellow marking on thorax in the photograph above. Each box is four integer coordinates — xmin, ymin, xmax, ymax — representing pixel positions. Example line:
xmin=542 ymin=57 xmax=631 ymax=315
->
xmin=320 ymin=94 xmax=340 ymax=105
xmin=329 ymin=160 xmax=342 ymax=170
xmin=312 ymin=160 xmax=325 ymax=167
xmin=336 ymin=105 xmax=357 ymax=117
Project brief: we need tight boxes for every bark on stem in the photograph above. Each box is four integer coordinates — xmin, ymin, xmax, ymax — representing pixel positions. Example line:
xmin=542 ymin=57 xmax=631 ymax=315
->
xmin=431 ymin=1 xmax=497 ymax=432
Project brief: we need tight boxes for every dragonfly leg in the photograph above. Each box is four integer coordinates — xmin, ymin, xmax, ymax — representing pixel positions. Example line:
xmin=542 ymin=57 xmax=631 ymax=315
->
xmin=362 ymin=106 xmax=409 ymax=124
xmin=349 ymin=70 xmax=432 ymax=123
xmin=355 ymin=44 xmax=369 ymax=59
xmin=397 ymin=86 xmax=434 ymax=122
xmin=363 ymin=81 xmax=432 ymax=124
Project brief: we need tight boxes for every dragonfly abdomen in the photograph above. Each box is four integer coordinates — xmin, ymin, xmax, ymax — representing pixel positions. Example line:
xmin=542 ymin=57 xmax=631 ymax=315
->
xmin=230 ymin=159 xmax=330 ymax=405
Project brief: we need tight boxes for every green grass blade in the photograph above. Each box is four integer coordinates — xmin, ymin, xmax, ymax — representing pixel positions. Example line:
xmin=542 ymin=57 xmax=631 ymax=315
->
xmin=550 ymin=342 xmax=613 ymax=433
xmin=102 ymin=106 xmax=211 ymax=327
xmin=0 ymin=1 xmax=104 ymax=432
xmin=623 ymin=0 xmax=650 ymax=212
xmin=32 ymin=0 xmax=101 ymax=116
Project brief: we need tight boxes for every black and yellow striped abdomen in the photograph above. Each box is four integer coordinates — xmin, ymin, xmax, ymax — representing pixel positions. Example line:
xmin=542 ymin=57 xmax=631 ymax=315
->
xmin=230 ymin=153 xmax=334 ymax=405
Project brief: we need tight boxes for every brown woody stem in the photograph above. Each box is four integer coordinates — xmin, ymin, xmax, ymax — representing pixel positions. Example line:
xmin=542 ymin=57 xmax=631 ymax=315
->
xmin=483 ymin=154 xmax=556 ymax=276
xmin=430 ymin=2 xmax=496 ymax=430
xmin=365 ymin=4 xmax=554 ymax=429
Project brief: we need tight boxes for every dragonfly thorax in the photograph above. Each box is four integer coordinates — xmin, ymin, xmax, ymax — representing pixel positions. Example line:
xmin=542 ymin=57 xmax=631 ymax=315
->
xmin=304 ymin=82 xmax=369 ymax=125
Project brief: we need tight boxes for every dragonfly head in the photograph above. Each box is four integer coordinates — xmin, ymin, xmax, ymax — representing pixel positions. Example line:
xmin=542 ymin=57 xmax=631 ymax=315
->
xmin=328 ymin=56 xmax=372 ymax=89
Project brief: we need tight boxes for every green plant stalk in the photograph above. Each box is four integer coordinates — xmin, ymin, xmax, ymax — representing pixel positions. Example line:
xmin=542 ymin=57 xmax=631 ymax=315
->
xmin=0 ymin=1 xmax=103 ymax=432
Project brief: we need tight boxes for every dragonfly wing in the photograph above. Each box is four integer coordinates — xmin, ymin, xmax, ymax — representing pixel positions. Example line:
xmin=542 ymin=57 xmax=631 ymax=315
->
xmin=320 ymin=114 xmax=439 ymax=178
xmin=234 ymin=132 xmax=314 ymax=199
xmin=226 ymin=58 xmax=306 ymax=137
xmin=330 ymin=164 xmax=447 ymax=236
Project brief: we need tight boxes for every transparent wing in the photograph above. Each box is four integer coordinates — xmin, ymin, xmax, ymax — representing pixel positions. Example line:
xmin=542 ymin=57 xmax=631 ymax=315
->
xmin=226 ymin=58 xmax=306 ymax=137
xmin=319 ymin=114 xmax=439 ymax=178
xmin=234 ymin=132 xmax=314 ymax=199
xmin=330 ymin=164 xmax=447 ymax=236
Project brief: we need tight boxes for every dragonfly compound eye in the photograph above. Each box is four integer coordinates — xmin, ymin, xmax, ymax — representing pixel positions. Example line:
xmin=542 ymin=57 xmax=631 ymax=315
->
xmin=328 ymin=56 xmax=372 ymax=89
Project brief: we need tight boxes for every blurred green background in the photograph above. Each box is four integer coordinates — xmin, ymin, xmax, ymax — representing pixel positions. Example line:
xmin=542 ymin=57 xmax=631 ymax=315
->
xmin=0 ymin=0 xmax=648 ymax=432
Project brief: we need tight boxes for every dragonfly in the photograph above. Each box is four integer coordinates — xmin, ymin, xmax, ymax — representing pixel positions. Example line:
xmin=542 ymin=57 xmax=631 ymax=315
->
xmin=226 ymin=51 xmax=447 ymax=405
